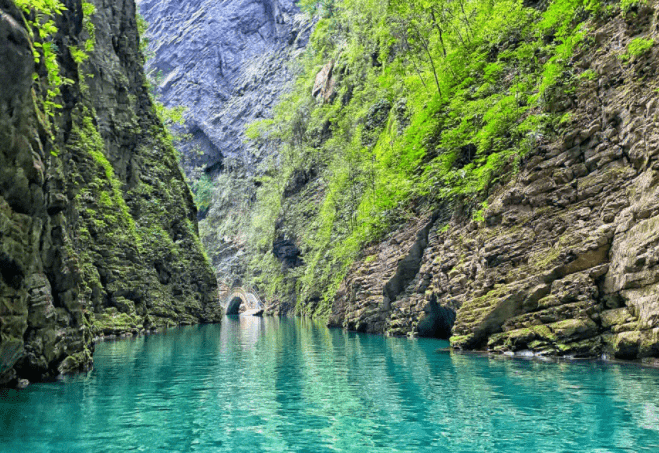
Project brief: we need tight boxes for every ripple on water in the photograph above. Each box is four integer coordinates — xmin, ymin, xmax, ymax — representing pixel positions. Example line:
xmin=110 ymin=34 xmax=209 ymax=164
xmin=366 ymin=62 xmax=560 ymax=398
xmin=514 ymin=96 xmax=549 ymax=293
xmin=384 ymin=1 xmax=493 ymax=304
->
xmin=1 ymin=316 xmax=659 ymax=452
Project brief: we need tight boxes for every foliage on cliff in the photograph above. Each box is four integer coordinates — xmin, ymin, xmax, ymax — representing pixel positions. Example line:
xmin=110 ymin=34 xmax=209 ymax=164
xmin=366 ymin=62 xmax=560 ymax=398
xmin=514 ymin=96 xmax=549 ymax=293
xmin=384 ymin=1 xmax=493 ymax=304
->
xmin=13 ymin=0 xmax=95 ymax=117
xmin=242 ymin=0 xmax=649 ymax=316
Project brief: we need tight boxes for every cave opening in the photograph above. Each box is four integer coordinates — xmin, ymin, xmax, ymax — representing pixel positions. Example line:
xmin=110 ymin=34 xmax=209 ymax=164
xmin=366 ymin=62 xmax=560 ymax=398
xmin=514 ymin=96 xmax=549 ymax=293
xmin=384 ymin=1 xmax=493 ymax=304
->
xmin=0 ymin=254 xmax=24 ymax=290
xmin=416 ymin=298 xmax=456 ymax=340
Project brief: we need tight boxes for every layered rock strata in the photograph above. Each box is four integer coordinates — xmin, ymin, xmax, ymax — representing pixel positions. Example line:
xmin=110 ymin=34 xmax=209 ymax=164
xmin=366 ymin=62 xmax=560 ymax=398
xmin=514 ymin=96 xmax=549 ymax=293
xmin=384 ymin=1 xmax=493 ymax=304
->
xmin=328 ymin=6 xmax=659 ymax=361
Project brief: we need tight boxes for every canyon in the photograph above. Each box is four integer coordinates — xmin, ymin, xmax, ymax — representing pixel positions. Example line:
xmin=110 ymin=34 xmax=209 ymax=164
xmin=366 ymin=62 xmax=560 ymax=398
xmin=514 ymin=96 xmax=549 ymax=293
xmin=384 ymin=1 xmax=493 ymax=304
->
xmin=146 ymin=0 xmax=659 ymax=364
xmin=3 ymin=0 xmax=659 ymax=391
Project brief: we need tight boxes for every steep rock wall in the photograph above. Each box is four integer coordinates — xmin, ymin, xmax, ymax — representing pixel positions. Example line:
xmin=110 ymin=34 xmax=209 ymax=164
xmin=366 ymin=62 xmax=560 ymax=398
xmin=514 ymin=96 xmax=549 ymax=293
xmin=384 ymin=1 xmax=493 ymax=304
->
xmin=0 ymin=0 xmax=221 ymax=386
xmin=139 ymin=0 xmax=313 ymax=287
xmin=328 ymin=6 xmax=659 ymax=363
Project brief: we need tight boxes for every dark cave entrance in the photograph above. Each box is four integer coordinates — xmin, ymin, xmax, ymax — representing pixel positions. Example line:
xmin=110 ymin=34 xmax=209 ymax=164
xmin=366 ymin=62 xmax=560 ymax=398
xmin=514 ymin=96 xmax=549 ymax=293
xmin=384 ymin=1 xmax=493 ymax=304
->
xmin=416 ymin=298 xmax=456 ymax=340
xmin=225 ymin=296 xmax=242 ymax=315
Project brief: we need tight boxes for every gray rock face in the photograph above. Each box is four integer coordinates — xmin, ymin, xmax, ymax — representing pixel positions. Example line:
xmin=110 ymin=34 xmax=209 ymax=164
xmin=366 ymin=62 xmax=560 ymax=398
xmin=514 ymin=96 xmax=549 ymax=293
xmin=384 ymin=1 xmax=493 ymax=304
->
xmin=140 ymin=0 xmax=313 ymax=173
xmin=139 ymin=0 xmax=314 ymax=286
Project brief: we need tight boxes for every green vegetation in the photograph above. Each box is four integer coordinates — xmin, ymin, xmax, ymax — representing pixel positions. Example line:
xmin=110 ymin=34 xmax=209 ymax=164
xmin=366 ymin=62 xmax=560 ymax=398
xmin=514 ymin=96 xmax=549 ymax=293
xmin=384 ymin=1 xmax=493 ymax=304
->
xmin=473 ymin=202 xmax=489 ymax=223
xmin=621 ymin=37 xmax=654 ymax=61
xmin=154 ymin=103 xmax=187 ymax=129
xmin=192 ymin=174 xmax=214 ymax=217
xmin=70 ymin=109 xmax=138 ymax=240
xmin=14 ymin=0 xmax=95 ymax=117
xmin=137 ymin=13 xmax=151 ymax=54
xmin=621 ymin=0 xmax=648 ymax=11
xmin=297 ymin=0 xmax=336 ymax=16
xmin=14 ymin=0 xmax=69 ymax=115
xmin=238 ymin=0 xmax=636 ymax=317
xmin=69 ymin=0 xmax=96 ymax=84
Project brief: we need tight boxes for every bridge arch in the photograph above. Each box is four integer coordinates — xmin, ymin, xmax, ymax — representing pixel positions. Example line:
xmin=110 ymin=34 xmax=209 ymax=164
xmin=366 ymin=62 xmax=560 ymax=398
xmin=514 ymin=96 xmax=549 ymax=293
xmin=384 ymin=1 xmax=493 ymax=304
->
xmin=221 ymin=287 xmax=264 ymax=316
xmin=225 ymin=296 xmax=244 ymax=315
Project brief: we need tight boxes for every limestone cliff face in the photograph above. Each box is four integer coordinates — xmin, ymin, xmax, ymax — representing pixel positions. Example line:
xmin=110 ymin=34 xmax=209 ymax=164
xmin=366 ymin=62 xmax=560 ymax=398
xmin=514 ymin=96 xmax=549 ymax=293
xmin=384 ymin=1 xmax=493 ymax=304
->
xmin=328 ymin=7 xmax=659 ymax=363
xmin=0 ymin=0 xmax=221 ymax=386
xmin=139 ymin=0 xmax=313 ymax=288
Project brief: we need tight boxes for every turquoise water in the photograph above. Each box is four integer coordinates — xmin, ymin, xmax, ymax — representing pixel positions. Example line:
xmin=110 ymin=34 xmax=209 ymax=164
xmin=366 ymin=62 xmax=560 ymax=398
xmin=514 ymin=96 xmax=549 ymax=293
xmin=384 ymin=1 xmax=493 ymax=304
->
xmin=2 ymin=317 xmax=659 ymax=452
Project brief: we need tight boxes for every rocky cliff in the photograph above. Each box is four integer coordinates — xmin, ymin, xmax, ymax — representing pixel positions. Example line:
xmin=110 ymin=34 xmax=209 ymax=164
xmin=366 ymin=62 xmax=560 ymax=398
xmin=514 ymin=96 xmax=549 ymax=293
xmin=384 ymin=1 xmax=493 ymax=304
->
xmin=139 ymin=0 xmax=313 ymax=288
xmin=328 ymin=4 xmax=659 ymax=363
xmin=210 ymin=0 xmax=659 ymax=364
xmin=0 ymin=0 xmax=221 ymax=387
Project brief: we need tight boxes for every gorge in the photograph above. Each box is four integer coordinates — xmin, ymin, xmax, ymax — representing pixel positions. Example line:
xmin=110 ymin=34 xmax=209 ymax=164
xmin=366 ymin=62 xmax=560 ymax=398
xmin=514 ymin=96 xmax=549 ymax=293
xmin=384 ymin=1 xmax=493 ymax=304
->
xmin=2 ymin=0 xmax=659 ymax=450
xmin=145 ymin=0 xmax=659 ymax=363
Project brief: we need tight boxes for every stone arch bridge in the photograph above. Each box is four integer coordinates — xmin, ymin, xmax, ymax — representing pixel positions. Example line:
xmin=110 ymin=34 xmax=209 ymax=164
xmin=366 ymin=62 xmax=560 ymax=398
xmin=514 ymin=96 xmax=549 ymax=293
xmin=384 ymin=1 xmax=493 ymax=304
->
xmin=221 ymin=287 xmax=264 ymax=316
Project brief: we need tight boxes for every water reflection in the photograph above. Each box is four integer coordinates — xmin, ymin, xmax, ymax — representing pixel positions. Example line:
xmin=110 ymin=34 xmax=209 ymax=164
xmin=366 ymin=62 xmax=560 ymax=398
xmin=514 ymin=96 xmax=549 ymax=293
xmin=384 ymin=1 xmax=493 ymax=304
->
xmin=1 ymin=318 xmax=659 ymax=452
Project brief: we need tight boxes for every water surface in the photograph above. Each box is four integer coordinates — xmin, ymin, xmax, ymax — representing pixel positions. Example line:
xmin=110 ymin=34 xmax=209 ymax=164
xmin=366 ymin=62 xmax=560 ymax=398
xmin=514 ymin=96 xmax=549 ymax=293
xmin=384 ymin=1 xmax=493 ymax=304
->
xmin=1 ymin=317 xmax=659 ymax=452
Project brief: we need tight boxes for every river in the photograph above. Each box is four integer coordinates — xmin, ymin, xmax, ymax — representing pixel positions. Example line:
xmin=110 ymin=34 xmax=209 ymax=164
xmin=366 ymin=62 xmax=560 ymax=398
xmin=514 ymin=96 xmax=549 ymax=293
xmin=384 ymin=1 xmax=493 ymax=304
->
xmin=1 ymin=317 xmax=659 ymax=452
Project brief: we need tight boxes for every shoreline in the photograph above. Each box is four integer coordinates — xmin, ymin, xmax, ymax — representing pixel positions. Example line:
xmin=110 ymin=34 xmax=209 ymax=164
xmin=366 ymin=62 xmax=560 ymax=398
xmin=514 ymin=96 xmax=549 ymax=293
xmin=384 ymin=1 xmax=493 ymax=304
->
xmin=9 ymin=315 xmax=658 ymax=390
